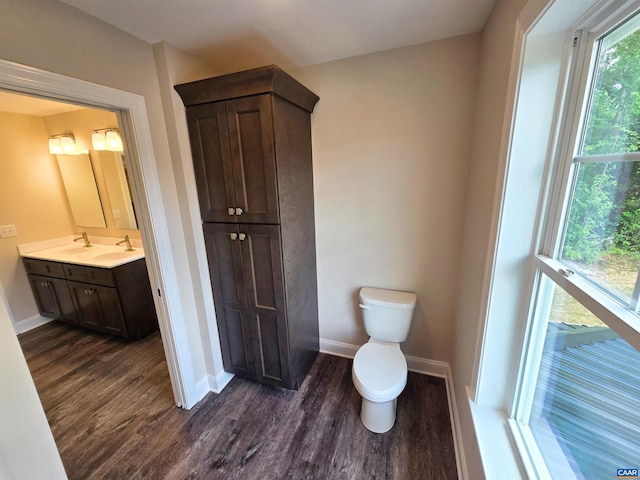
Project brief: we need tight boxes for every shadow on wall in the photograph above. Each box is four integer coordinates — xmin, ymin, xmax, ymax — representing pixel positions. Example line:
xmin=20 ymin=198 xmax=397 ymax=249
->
xmin=406 ymin=301 xmax=427 ymax=351
xmin=191 ymin=31 xmax=299 ymax=75
xmin=351 ymin=288 xmax=365 ymax=335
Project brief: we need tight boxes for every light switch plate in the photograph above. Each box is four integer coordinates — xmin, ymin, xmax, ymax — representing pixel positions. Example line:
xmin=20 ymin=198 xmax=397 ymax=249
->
xmin=0 ymin=224 xmax=17 ymax=238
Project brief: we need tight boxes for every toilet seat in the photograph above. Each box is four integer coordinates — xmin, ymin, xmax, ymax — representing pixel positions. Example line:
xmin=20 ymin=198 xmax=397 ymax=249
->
xmin=352 ymin=342 xmax=407 ymax=403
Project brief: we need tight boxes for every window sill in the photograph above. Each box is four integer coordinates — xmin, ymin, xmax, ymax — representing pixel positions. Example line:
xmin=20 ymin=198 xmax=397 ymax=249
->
xmin=467 ymin=388 xmax=527 ymax=479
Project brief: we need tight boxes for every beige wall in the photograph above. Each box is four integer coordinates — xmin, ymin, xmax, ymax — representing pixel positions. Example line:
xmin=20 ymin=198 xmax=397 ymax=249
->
xmin=153 ymin=36 xmax=482 ymax=370
xmin=292 ymin=34 xmax=480 ymax=362
xmin=43 ymin=108 xmax=142 ymax=239
xmin=451 ymin=0 xmax=528 ymax=474
xmin=0 ymin=106 xmax=143 ymax=327
xmin=0 ymin=111 xmax=75 ymax=321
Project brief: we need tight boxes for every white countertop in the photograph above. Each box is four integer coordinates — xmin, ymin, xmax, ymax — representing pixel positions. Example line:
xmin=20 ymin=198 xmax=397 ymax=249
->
xmin=21 ymin=242 xmax=145 ymax=269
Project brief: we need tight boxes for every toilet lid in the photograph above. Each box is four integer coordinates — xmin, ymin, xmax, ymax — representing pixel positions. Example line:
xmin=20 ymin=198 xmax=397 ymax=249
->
xmin=353 ymin=342 xmax=407 ymax=398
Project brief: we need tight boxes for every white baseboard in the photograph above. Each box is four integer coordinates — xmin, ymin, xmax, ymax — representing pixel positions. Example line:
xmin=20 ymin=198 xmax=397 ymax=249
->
xmin=319 ymin=338 xmax=358 ymax=359
xmin=444 ymin=366 xmax=468 ymax=480
xmin=320 ymin=338 xmax=449 ymax=377
xmin=14 ymin=315 xmax=53 ymax=334
xmin=209 ymin=370 xmax=234 ymax=394
xmin=320 ymin=337 xmax=467 ymax=480
xmin=189 ymin=376 xmax=211 ymax=408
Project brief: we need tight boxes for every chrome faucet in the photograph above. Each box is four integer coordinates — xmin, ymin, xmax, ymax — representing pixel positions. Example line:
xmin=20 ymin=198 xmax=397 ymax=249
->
xmin=73 ymin=231 xmax=92 ymax=248
xmin=116 ymin=234 xmax=134 ymax=251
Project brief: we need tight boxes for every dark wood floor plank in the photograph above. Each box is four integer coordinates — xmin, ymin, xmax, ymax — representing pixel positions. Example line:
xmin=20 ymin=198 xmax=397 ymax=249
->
xmin=18 ymin=321 xmax=458 ymax=479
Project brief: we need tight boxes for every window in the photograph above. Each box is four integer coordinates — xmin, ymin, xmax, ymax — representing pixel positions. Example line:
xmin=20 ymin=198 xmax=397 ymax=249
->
xmin=513 ymin=6 xmax=640 ymax=479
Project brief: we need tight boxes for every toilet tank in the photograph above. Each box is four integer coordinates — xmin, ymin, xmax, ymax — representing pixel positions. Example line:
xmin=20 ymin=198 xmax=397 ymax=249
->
xmin=359 ymin=287 xmax=416 ymax=343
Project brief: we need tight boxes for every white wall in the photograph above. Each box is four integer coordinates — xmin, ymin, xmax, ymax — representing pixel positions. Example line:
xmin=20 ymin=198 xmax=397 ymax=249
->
xmin=152 ymin=41 xmax=232 ymax=390
xmin=451 ymin=0 xmax=528 ymax=474
xmin=0 ymin=284 xmax=67 ymax=480
xmin=293 ymin=34 xmax=480 ymax=362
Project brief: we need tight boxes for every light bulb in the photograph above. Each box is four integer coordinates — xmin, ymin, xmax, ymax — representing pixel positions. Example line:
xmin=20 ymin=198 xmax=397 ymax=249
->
xmin=92 ymin=131 xmax=107 ymax=150
xmin=49 ymin=138 xmax=62 ymax=154
xmin=106 ymin=130 xmax=123 ymax=151
xmin=61 ymin=135 xmax=76 ymax=153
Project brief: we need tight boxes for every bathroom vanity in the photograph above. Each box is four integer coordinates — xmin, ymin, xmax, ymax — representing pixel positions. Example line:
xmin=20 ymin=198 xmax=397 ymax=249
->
xmin=22 ymin=243 xmax=158 ymax=340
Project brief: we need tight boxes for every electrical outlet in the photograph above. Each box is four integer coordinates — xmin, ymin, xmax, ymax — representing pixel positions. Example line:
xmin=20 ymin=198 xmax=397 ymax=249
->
xmin=0 ymin=224 xmax=17 ymax=238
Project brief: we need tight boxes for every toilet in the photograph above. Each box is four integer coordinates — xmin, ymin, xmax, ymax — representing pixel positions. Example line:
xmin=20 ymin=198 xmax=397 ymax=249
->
xmin=352 ymin=287 xmax=416 ymax=433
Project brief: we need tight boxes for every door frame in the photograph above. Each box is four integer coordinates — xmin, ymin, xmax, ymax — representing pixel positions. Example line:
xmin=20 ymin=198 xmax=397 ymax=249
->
xmin=0 ymin=58 xmax=196 ymax=408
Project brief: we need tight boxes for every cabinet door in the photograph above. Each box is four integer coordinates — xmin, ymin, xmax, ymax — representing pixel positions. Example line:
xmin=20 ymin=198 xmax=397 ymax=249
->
xmin=238 ymin=224 xmax=291 ymax=388
xmin=28 ymin=274 xmax=76 ymax=324
xmin=68 ymin=282 xmax=127 ymax=337
xmin=203 ymin=223 xmax=256 ymax=379
xmin=226 ymin=95 xmax=279 ymax=224
xmin=186 ymin=102 xmax=237 ymax=223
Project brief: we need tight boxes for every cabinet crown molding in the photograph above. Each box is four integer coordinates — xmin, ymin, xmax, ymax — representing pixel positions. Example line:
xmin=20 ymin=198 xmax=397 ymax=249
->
xmin=174 ymin=65 xmax=319 ymax=113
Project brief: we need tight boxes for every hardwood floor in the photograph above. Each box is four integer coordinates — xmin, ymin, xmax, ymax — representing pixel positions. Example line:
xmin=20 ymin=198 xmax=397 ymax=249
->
xmin=18 ymin=322 xmax=457 ymax=479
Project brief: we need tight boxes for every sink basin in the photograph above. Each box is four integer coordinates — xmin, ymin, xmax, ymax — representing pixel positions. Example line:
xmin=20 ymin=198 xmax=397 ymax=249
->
xmin=56 ymin=247 xmax=93 ymax=255
xmin=90 ymin=251 xmax=136 ymax=262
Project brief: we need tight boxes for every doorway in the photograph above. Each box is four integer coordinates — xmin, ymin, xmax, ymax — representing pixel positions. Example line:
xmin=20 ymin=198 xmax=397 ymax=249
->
xmin=0 ymin=58 xmax=195 ymax=408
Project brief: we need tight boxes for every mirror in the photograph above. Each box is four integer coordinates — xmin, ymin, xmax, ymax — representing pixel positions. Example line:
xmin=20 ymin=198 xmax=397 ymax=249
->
xmin=56 ymin=153 xmax=107 ymax=228
xmin=99 ymin=151 xmax=138 ymax=230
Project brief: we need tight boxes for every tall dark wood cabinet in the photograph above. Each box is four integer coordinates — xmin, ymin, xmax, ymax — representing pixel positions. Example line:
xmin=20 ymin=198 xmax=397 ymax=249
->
xmin=176 ymin=66 xmax=320 ymax=390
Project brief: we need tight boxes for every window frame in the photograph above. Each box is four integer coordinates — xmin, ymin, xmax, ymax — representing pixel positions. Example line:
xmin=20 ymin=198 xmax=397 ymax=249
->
xmin=509 ymin=3 xmax=640 ymax=477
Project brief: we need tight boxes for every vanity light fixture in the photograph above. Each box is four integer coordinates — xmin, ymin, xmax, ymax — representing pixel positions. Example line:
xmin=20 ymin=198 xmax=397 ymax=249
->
xmin=48 ymin=133 xmax=77 ymax=154
xmin=91 ymin=130 xmax=107 ymax=150
xmin=92 ymin=128 xmax=123 ymax=152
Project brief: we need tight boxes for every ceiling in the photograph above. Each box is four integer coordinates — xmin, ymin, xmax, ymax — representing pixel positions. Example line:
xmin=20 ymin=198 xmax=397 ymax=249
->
xmin=58 ymin=0 xmax=496 ymax=73
xmin=1 ymin=1 xmax=496 ymax=113
xmin=0 ymin=91 xmax=85 ymax=116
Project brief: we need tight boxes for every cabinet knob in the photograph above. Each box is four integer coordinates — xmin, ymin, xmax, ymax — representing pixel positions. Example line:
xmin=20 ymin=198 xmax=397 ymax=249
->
xmin=230 ymin=233 xmax=238 ymax=240
xmin=239 ymin=233 xmax=246 ymax=241
xmin=228 ymin=208 xmax=235 ymax=216
xmin=235 ymin=207 xmax=244 ymax=216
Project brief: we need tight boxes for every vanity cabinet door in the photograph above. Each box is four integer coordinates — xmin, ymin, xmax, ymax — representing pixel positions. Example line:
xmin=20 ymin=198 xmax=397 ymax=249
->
xmin=226 ymin=95 xmax=279 ymax=225
xmin=239 ymin=224 xmax=290 ymax=388
xmin=28 ymin=274 xmax=76 ymax=324
xmin=204 ymin=223 xmax=291 ymax=388
xmin=203 ymin=223 xmax=256 ymax=380
xmin=68 ymin=281 xmax=127 ymax=337
xmin=186 ymin=95 xmax=279 ymax=225
xmin=186 ymin=101 xmax=237 ymax=223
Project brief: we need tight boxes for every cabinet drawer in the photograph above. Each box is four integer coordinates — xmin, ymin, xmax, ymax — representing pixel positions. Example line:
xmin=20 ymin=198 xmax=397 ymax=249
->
xmin=23 ymin=258 xmax=65 ymax=279
xmin=63 ymin=264 xmax=115 ymax=287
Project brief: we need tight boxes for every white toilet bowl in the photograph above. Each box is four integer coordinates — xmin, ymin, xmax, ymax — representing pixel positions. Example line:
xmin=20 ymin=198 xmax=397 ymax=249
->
xmin=352 ymin=340 xmax=407 ymax=433
xmin=352 ymin=287 xmax=416 ymax=433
